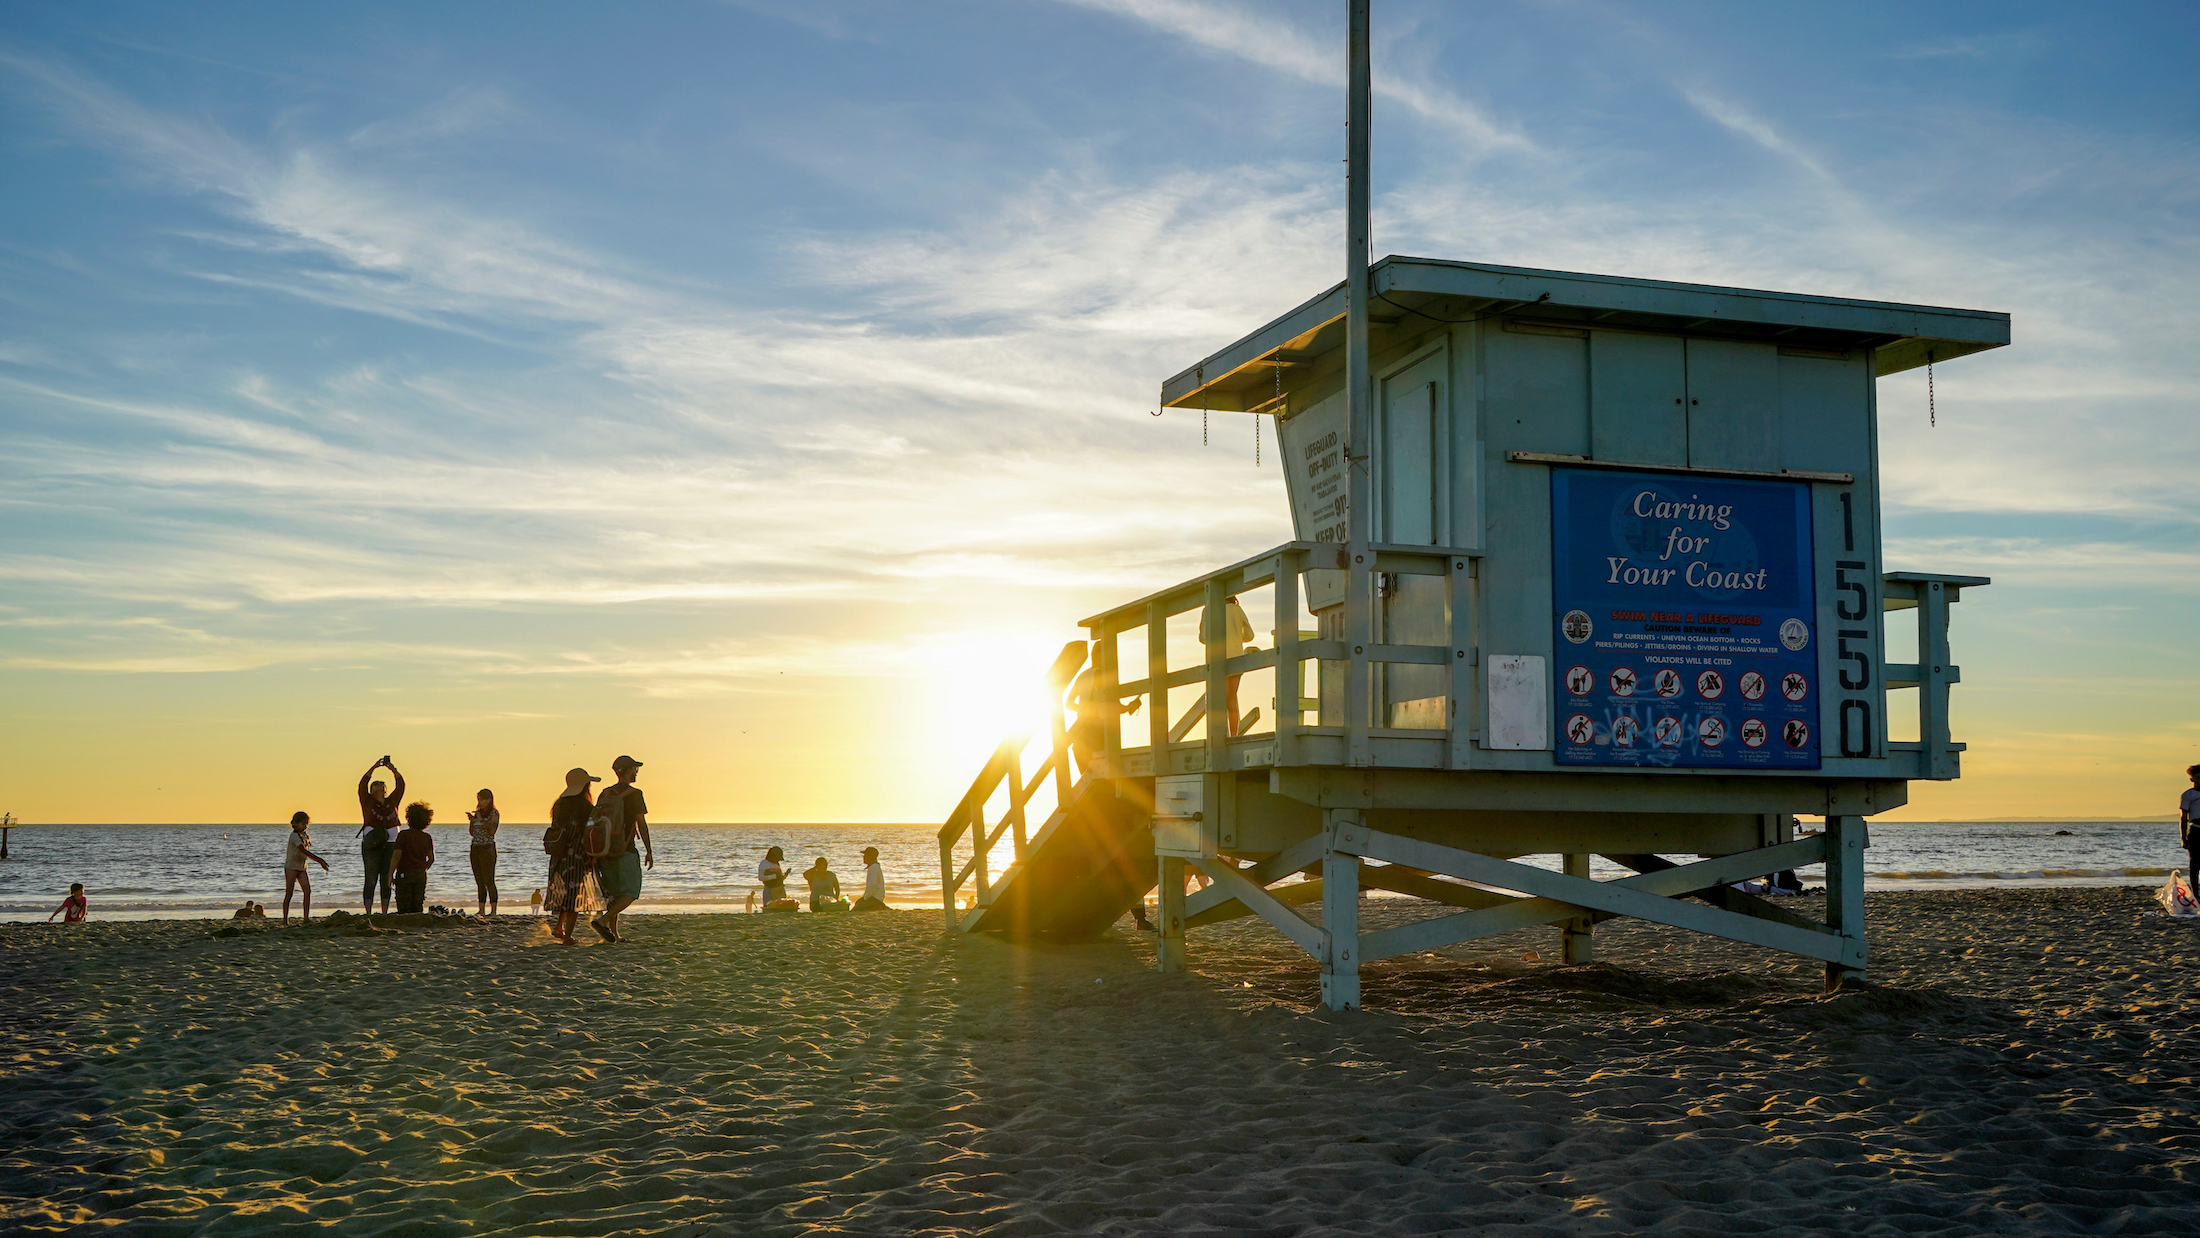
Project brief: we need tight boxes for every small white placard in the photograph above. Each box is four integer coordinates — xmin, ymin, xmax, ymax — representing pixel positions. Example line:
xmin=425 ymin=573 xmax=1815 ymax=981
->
xmin=1485 ymin=654 xmax=1549 ymax=750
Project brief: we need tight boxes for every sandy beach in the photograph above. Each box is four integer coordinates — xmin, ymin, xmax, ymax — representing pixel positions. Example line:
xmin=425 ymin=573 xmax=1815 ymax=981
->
xmin=5 ymin=888 xmax=2197 ymax=1235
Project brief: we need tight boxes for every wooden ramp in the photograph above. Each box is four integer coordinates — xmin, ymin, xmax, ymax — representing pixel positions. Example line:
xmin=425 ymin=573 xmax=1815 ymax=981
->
xmin=957 ymin=774 xmax=1155 ymax=940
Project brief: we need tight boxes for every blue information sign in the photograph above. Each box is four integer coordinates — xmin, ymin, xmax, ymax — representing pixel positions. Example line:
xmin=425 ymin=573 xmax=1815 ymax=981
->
xmin=1550 ymin=468 xmax=1819 ymax=769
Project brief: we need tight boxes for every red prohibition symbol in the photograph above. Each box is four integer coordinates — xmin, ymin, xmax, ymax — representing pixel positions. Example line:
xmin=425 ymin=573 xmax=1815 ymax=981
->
xmin=1698 ymin=716 xmax=1726 ymax=747
xmin=1565 ymin=665 xmax=1594 ymax=696
xmin=1781 ymin=671 xmax=1810 ymax=702
xmin=1652 ymin=715 xmax=1682 ymax=746
xmin=1653 ymin=668 xmax=1682 ymax=698
xmin=1609 ymin=666 xmax=1639 ymax=696
xmin=1696 ymin=669 xmax=1724 ymax=698
xmin=1612 ymin=715 xmax=1639 ymax=746
xmin=1783 ymin=719 xmax=1811 ymax=749
xmin=1740 ymin=718 xmax=1768 ymax=748
xmin=1565 ymin=713 xmax=1595 ymax=744
xmin=1739 ymin=671 xmax=1767 ymax=701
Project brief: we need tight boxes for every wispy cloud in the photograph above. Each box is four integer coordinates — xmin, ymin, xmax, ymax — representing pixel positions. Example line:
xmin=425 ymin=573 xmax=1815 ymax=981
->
xmin=1057 ymin=0 xmax=1534 ymax=154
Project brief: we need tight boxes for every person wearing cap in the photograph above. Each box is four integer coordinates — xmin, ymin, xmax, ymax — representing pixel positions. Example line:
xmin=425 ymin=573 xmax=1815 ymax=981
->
xmin=853 ymin=846 xmax=888 ymax=911
xmin=590 ymin=755 xmax=654 ymax=942
xmin=542 ymin=767 xmax=600 ymax=944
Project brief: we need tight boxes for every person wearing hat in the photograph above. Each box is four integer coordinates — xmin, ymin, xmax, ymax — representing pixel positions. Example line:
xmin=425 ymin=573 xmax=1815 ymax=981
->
xmin=590 ymin=755 xmax=654 ymax=942
xmin=542 ymin=767 xmax=601 ymax=944
xmin=853 ymin=846 xmax=888 ymax=911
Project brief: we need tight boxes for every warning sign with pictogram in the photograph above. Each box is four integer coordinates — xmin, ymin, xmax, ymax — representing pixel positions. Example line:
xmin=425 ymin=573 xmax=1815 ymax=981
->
xmin=1548 ymin=466 xmax=1820 ymax=770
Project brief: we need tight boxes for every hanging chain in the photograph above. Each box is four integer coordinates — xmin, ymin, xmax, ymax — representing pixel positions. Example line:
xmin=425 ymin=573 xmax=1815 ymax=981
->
xmin=1927 ymin=349 xmax=1937 ymax=427
xmin=1202 ymin=402 xmax=1208 ymax=446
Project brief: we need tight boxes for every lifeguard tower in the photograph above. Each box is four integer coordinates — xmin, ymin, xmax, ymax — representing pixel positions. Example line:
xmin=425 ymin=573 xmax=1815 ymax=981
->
xmin=938 ymin=4 xmax=2004 ymax=1009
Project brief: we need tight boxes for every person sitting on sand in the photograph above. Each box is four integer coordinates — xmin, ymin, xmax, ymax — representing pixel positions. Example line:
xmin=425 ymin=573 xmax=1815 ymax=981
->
xmin=467 ymin=788 xmax=501 ymax=917
xmin=392 ymin=802 xmax=435 ymax=915
xmin=48 ymin=882 xmax=87 ymax=923
xmin=803 ymin=857 xmax=842 ymax=911
xmin=853 ymin=846 xmax=887 ymax=911
xmin=543 ymin=768 xmax=600 ymax=944
xmin=757 ymin=846 xmax=789 ymax=905
xmin=357 ymin=756 xmax=406 ymax=915
xmin=283 ymin=811 xmax=331 ymax=923
xmin=233 ymin=900 xmax=255 ymax=919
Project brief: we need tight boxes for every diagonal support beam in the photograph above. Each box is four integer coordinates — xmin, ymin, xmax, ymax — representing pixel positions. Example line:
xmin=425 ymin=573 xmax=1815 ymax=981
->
xmin=1185 ymin=877 xmax=1322 ymax=929
xmin=1602 ymin=853 xmax=1830 ymax=937
xmin=1182 ymin=833 xmax=1327 ymax=921
xmin=1358 ymin=865 xmax=1517 ymax=911
xmin=1344 ymin=831 xmax=1848 ymax=965
xmin=1189 ymin=855 xmax=1326 ymax=960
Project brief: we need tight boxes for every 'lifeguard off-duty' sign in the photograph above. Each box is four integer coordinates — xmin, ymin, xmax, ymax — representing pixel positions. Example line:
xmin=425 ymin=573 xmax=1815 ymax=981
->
xmin=1550 ymin=468 xmax=1819 ymax=770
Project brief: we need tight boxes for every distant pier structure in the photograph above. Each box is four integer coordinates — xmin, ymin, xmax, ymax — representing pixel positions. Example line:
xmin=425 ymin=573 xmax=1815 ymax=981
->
xmin=939 ymin=4 xmax=2005 ymax=1009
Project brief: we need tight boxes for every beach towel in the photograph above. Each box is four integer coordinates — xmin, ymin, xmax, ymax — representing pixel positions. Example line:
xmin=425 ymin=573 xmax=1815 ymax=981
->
xmin=2156 ymin=872 xmax=2198 ymax=918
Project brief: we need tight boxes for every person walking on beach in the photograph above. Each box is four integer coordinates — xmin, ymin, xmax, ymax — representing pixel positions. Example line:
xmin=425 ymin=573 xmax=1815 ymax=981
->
xmin=392 ymin=802 xmax=435 ymax=915
xmin=854 ymin=846 xmax=887 ymax=911
xmin=543 ymin=768 xmax=600 ymax=944
xmin=47 ymin=882 xmax=87 ymax=923
xmin=2181 ymin=764 xmax=2200 ymax=888
xmin=282 ymin=811 xmax=331 ymax=923
xmin=357 ymin=756 xmax=405 ymax=914
xmin=588 ymin=755 xmax=653 ymax=943
xmin=467 ymin=788 xmax=501 ymax=916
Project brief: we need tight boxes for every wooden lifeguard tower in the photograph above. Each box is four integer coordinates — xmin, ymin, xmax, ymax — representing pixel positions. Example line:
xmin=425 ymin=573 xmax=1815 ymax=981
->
xmin=939 ymin=2 xmax=2004 ymax=1009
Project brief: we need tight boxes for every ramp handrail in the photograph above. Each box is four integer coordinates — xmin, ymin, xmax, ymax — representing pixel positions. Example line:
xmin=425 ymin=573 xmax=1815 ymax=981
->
xmin=937 ymin=641 xmax=1086 ymax=927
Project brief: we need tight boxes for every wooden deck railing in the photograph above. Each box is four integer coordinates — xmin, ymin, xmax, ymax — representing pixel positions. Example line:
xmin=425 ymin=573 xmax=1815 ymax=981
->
xmin=1079 ymin=541 xmax=1482 ymax=777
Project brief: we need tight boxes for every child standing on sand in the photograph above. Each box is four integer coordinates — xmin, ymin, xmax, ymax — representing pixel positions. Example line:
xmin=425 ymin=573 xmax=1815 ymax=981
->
xmin=393 ymin=802 xmax=435 ymax=914
xmin=47 ymin=882 xmax=87 ymax=923
xmin=283 ymin=811 xmax=331 ymax=923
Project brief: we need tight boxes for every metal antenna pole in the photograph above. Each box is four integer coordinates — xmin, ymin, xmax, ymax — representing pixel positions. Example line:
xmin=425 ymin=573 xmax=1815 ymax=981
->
xmin=1341 ymin=0 xmax=1374 ymax=769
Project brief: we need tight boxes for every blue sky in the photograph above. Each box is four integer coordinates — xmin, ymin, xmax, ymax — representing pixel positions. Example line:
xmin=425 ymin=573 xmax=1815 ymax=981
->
xmin=2 ymin=0 xmax=2195 ymax=823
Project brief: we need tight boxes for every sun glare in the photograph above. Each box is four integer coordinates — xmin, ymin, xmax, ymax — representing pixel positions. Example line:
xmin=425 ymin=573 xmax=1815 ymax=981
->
xmin=925 ymin=632 xmax=1079 ymax=765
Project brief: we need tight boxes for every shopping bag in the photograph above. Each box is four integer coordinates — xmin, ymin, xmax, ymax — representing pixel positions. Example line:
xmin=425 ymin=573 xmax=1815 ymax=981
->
xmin=2156 ymin=872 xmax=2199 ymax=918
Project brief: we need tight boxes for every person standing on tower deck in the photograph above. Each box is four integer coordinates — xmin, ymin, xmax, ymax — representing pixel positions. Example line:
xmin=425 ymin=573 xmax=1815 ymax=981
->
xmin=1201 ymin=595 xmax=1257 ymax=737
xmin=589 ymin=755 xmax=654 ymax=943
xmin=1066 ymin=655 xmax=1140 ymax=780
xmin=357 ymin=756 xmax=405 ymax=914
xmin=2180 ymin=764 xmax=2200 ymax=889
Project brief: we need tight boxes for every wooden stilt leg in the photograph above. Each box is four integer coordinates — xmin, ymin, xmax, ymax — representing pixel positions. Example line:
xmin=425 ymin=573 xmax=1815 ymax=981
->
xmin=1561 ymin=853 xmax=1594 ymax=965
xmin=1822 ymin=814 xmax=1869 ymax=990
xmin=1321 ymin=809 xmax=1362 ymax=1010
xmin=1156 ymin=855 xmax=1186 ymax=973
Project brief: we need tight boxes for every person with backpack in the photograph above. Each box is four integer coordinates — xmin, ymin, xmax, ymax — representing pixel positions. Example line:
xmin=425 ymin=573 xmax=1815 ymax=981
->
xmin=587 ymin=755 xmax=653 ymax=943
xmin=542 ymin=768 xmax=600 ymax=944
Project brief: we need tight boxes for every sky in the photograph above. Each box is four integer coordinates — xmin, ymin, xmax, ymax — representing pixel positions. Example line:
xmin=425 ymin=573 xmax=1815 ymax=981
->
xmin=1 ymin=0 xmax=2195 ymax=825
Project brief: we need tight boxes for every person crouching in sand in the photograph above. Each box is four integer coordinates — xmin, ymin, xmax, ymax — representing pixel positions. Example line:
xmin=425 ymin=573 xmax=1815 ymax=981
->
xmin=392 ymin=802 xmax=435 ymax=914
xmin=283 ymin=811 xmax=331 ymax=922
xmin=544 ymin=768 xmax=600 ymax=944
xmin=48 ymin=882 xmax=87 ymax=923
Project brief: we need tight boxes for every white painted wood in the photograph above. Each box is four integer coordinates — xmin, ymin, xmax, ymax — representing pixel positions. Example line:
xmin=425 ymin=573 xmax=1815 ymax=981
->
xmin=1320 ymin=807 xmax=1364 ymax=1010
xmin=1189 ymin=855 xmax=1326 ymax=958
xmin=1484 ymin=654 xmax=1548 ymax=750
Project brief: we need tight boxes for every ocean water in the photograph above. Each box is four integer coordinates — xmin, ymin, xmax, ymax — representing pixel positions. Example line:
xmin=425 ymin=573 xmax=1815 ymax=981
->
xmin=0 ymin=820 xmax=2187 ymax=921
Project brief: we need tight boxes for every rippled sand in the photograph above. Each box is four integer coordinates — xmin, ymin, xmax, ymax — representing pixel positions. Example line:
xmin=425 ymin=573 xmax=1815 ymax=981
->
xmin=6 ymin=889 xmax=2197 ymax=1235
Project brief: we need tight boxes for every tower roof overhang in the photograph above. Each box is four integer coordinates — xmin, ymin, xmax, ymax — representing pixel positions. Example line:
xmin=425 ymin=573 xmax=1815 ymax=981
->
xmin=1160 ymin=256 xmax=2010 ymax=413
